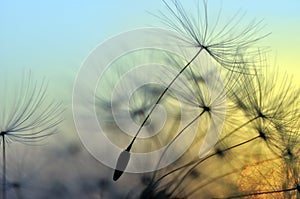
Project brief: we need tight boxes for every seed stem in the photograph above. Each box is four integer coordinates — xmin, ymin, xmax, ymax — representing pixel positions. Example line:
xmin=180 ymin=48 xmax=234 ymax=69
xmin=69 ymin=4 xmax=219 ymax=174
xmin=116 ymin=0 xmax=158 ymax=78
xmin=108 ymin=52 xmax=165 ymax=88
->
xmin=2 ymin=134 xmax=6 ymax=199
xmin=155 ymin=135 xmax=260 ymax=185
xmin=214 ymin=186 xmax=298 ymax=199
xmin=113 ymin=48 xmax=204 ymax=181
xmin=152 ymin=109 xmax=206 ymax=182
xmin=127 ymin=47 xmax=204 ymax=151
xmin=217 ymin=115 xmax=260 ymax=144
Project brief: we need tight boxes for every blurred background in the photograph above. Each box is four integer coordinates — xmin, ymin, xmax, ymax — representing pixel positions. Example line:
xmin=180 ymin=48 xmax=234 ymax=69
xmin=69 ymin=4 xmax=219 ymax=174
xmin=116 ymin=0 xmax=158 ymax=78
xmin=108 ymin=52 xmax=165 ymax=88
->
xmin=0 ymin=0 xmax=299 ymax=198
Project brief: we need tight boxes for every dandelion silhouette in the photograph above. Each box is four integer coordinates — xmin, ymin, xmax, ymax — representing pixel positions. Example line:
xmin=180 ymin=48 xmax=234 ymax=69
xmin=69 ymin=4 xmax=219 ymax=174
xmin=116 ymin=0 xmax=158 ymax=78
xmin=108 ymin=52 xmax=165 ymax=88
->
xmin=126 ymin=59 xmax=299 ymax=198
xmin=156 ymin=0 xmax=269 ymax=71
xmin=227 ymin=67 xmax=300 ymax=157
xmin=83 ymin=1 xmax=299 ymax=198
xmin=0 ymin=72 xmax=63 ymax=199
xmin=216 ymin=119 xmax=300 ymax=199
xmin=145 ymin=54 xmax=236 ymax=183
xmin=113 ymin=0 xmax=269 ymax=181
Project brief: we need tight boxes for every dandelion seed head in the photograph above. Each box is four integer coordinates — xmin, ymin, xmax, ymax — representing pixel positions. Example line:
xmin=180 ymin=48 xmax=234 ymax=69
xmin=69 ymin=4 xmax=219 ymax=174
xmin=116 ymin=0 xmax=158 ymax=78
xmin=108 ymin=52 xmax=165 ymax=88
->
xmin=156 ymin=0 xmax=269 ymax=71
xmin=258 ymin=130 xmax=267 ymax=141
xmin=215 ymin=147 xmax=225 ymax=158
xmin=0 ymin=72 xmax=63 ymax=144
xmin=230 ymin=66 xmax=299 ymax=135
xmin=284 ymin=147 xmax=294 ymax=161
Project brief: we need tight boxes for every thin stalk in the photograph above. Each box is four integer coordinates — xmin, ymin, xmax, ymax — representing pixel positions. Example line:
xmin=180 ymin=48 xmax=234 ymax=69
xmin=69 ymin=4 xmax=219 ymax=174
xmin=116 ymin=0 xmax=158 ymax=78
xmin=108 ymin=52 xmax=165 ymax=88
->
xmin=168 ymin=135 xmax=261 ymax=194
xmin=127 ymin=47 xmax=204 ymax=152
xmin=152 ymin=109 xmax=206 ymax=182
xmin=2 ymin=134 xmax=6 ymax=199
xmin=113 ymin=47 xmax=204 ymax=180
xmin=214 ymin=186 xmax=298 ymax=199
xmin=185 ymin=157 xmax=281 ymax=198
xmin=217 ymin=115 xmax=260 ymax=144
xmin=184 ymin=169 xmax=239 ymax=197
xmin=155 ymin=135 xmax=260 ymax=187
xmin=151 ymin=114 xmax=261 ymax=184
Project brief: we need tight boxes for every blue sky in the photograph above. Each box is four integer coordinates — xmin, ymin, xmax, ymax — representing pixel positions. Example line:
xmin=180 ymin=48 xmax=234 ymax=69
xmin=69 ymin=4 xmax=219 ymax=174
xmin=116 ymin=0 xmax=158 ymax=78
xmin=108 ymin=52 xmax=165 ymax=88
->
xmin=0 ymin=0 xmax=299 ymax=79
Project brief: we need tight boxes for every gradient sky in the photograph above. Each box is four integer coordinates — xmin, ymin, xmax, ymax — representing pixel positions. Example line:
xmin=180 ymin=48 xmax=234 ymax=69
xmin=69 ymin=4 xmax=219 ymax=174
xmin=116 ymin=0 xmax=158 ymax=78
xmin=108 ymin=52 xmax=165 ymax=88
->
xmin=0 ymin=2 xmax=299 ymax=196
xmin=0 ymin=0 xmax=299 ymax=92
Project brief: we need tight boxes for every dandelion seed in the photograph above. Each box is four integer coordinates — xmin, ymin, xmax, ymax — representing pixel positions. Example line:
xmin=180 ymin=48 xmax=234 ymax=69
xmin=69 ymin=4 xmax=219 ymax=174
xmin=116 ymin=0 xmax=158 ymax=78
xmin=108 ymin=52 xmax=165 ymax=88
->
xmin=120 ymin=53 xmax=300 ymax=199
xmin=230 ymin=67 xmax=299 ymax=132
xmin=0 ymin=72 xmax=63 ymax=199
xmin=113 ymin=150 xmax=130 ymax=181
xmin=131 ymin=55 xmax=246 ymax=198
xmin=112 ymin=0 xmax=269 ymax=180
xmin=155 ymin=0 xmax=269 ymax=71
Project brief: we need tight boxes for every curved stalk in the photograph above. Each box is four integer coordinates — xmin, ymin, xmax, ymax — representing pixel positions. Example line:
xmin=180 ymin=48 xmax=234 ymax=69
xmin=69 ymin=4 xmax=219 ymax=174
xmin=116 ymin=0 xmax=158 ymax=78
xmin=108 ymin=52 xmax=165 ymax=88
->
xmin=113 ymin=47 xmax=204 ymax=181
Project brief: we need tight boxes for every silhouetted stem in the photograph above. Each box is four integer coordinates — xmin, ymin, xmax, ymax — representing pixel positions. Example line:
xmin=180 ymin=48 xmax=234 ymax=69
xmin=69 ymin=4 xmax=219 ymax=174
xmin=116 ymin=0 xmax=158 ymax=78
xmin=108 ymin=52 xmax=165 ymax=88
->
xmin=155 ymin=135 xmax=260 ymax=186
xmin=127 ymin=47 xmax=204 ymax=151
xmin=113 ymin=47 xmax=204 ymax=181
xmin=217 ymin=115 xmax=260 ymax=144
xmin=152 ymin=109 xmax=206 ymax=182
xmin=214 ymin=186 xmax=298 ymax=199
xmin=185 ymin=157 xmax=281 ymax=197
xmin=2 ymin=134 xmax=6 ymax=199
xmin=184 ymin=169 xmax=239 ymax=197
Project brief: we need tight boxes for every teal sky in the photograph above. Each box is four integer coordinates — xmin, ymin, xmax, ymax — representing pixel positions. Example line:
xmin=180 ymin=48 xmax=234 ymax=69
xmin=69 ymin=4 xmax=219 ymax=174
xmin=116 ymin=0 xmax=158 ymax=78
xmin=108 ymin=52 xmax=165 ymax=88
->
xmin=0 ymin=0 xmax=299 ymax=85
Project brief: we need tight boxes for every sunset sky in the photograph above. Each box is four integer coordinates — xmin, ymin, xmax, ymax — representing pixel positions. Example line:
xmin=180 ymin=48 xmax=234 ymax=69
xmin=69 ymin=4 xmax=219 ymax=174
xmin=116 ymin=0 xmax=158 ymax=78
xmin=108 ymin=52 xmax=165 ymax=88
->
xmin=0 ymin=1 xmax=299 ymax=198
